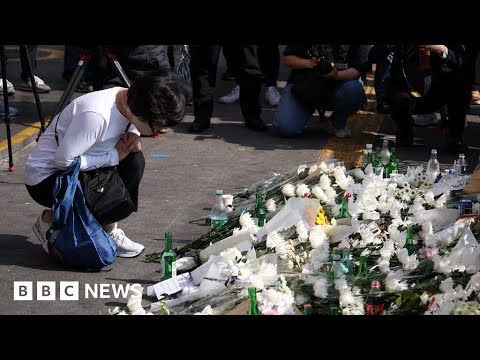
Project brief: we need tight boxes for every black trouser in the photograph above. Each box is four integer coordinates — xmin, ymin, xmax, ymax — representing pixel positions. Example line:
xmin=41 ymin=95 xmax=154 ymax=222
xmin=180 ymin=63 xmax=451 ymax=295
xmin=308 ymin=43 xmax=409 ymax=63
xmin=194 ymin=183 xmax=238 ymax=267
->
xmin=26 ymin=151 xmax=145 ymax=215
xmin=223 ymin=44 xmax=279 ymax=88
xmin=190 ymin=45 xmax=221 ymax=125
xmin=388 ymin=72 xmax=471 ymax=138
xmin=20 ymin=45 xmax=38 ymax=82
xmin=190 ymin=45 xmax=268 ymax=126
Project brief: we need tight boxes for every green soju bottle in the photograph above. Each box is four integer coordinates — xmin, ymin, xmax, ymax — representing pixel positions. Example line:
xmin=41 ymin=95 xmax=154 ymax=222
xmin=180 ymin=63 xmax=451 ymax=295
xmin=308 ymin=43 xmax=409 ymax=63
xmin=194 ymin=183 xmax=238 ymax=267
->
xmin=405 ymin=225 xmax=415 ymax=256
xmin=247 ymin=287 xmax=260 ymax=315
xmin=356 ymin=255 xmax=367 ymax=277
xmin=303 ymin=304 xmax=314 ymax=315
xmin=160 ymin=232 xmax=177 ymax=281
xmin=252 ymin=191 xmax=266 ymax=227
xmin=337 ymin=193 xmax=351 ymax=219
xmin=386 ymin=147 xmax=399 ymax=178
xmin=373 ymin=147 xmax=384 ymax=178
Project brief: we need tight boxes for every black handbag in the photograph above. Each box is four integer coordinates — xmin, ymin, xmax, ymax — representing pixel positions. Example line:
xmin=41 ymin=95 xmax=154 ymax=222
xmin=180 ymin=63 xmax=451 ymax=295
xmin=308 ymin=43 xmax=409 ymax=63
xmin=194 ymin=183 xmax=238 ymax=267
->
xmin=78 ymin=167 xmax=135 ymax=225
xmin=53 ymin=108 xmax=135 ymax=225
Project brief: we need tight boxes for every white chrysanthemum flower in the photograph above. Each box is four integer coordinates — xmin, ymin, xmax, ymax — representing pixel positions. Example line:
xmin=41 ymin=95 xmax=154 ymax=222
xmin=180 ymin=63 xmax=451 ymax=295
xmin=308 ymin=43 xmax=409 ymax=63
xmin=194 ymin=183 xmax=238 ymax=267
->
xmin=109 ymin=306 xmax=121 ymax=315
xmin=364 ymin=163 xmax=374 ymax=176
xmin=313 ymin=278 xmax=328 ymax=298
xmin=380 ymin=240 xmax=395 ymax=258
xmin=257 ymin=288 xmax=296 ymax=315
xmin=265 ymin=199 xmax=277 ymax=212
xmin=239 ymin=212 xmax=256 ymax=228
xmin=363 ymin=210 xmax=380 ymax=220
xmin=296 ymin=183 xmax=310 ymax=198
xmin=424 ymin=191 xmax=435 ymax=206
xmin=318 ymin=162 xmax=329 ymax=172
xmin=435 ymin=193 xmax=448 ymax=208
xmin=319 ymin=174 xmax=332 ymax=191
xmin=420 ymin=292 xmax=430 ymax=304
xmin=309 ymin=226 xmax=329 ymax=249
xmin=396 ymin=248 xmax=419 ymax=272
xmin=275 ymin=240 xmax=290 ymax=260
xmin=220 ymin=247 xmax=243 ymax=264
xmin=194 ymin=305 xmax=213 ymax=315
xmin=385 ymin=270 xmax=408 ymax=292
xmin=439 ymin=277 xmax=454 ymax=294
xmin=281 ymin=183 xmax=296 ymax=197
xmin=309 ymin=246 xmax=330 ymax=270
xmin=324 ymin=188 xmax=337 ymax=205
xmin=378 ymin=259 xmax=391 ymax=273
xmin=331 ymin=218 xmax=337 ymax=226
xmin=419 ymin=222 xmax=433 ymax=241
xmin=312 ymin=186 xmax=328 ymax=202
xmin=296 ymin=220 xmax=310 ymax=242
xmin=465 ymin=272 xmax=480 ymax=296
xmin=308 ymin=164 xmax=319 ymax=175
xmin=266 ymin=231 xmax=285 ymax=249
xmin=432 ymin=254 xmax=453 ymax=275
xmin=295 ymin=293 xmax=310 ymax=305
xmin=360 ymin=249 xmax=371 ymax=257
xmin=232 ymin=227 xmax=242 ymax=235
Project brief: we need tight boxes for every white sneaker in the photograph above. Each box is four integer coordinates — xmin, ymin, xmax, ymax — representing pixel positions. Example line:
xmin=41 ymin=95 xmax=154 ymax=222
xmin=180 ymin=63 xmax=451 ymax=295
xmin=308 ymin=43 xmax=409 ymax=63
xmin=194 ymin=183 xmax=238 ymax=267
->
xmin=265 ymin=86 xmax=281 ymax=106
xmin=218 ymin=85 xmax=240 ymax=104
xmin=18 ymin=75 xmax=51 ymax=93
xmin=108 ymin=223 xmax=144 ymax=258
xmin=32 ymin=211 xmax=55 ymax=254
xmin=334 ymin=127 xmax=352 ymax=138
xmin=0 ymin=79 xmax=15 ymax=95
xmin=413 ymin=113 xmax=439 ymax=127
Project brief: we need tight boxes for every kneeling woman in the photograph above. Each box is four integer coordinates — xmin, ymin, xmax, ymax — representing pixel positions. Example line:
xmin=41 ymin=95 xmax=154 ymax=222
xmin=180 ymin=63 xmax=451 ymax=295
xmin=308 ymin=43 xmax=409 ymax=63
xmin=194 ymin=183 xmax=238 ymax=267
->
xmin=25 ymin=69 xmax=187 ymax=258
xmin=272 ymin=44 xmax=371 ymax=138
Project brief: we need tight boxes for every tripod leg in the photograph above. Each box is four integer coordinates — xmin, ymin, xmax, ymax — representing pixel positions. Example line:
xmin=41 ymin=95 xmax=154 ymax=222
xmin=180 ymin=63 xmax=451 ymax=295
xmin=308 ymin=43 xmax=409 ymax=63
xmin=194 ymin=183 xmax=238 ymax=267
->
xmin=52 ymin=58 xmax=87 ymax=118
xmin=0 ymin=45 xmax=15 ymax=171
xmin=105 ymin=52 xmax=131 ymax=88
xmin=21 ymin=45 xmax=45 ymax=133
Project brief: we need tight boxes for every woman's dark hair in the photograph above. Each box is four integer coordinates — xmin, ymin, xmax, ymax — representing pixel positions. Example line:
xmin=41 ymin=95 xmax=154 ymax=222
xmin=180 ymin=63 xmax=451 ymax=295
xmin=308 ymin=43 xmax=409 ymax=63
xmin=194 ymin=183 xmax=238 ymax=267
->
xmin=127 ymin=69 xmax=188 ymax=134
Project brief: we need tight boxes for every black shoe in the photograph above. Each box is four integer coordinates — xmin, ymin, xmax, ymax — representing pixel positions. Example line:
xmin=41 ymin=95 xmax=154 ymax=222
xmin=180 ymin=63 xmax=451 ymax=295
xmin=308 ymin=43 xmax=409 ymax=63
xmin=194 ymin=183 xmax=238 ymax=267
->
xmin=245 ymin=119 xmax=268 ymax=132
xmin=188 ymin=122 xmax=210 ymax=133
xmin=376 ymin=98 xmax=390 ymax=114
xmin=75 ymin=80 xmax=94 ymax=93
xmin=447 ymin=136 xmax=469 ymax=155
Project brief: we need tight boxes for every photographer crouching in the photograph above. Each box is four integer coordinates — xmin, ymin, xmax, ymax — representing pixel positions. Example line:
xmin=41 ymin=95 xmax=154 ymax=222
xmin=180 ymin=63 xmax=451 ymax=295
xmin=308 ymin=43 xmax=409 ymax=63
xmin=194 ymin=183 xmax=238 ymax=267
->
xmin=387 ymin=44 xmax=472 ymax=154
xmin=272 ymin=44 xmax=372 ymax=138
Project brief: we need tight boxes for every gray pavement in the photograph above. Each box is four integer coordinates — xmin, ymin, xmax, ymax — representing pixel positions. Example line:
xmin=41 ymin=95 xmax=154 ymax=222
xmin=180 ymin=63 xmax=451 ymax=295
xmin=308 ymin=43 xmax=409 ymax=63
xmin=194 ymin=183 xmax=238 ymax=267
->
xmin=0 ymin=45 xmax=479 ymax=314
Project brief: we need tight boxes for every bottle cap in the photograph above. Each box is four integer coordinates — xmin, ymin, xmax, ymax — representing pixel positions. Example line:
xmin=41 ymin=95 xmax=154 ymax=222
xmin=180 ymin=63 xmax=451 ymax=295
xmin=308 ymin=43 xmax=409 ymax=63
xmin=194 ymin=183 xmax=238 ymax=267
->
xmin=371 ymin=280 xmax=381 ymax=288
xmin=216 ymin=189 xmax=223 ymax=195
xmin=366 ymin=144 xmax=372 ymax=149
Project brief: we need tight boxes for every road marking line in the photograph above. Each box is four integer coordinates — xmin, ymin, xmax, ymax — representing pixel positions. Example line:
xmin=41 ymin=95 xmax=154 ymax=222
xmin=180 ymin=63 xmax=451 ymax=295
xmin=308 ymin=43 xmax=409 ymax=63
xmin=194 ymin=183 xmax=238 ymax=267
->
xmin=0 ymin=122 xmax=41 ymax=152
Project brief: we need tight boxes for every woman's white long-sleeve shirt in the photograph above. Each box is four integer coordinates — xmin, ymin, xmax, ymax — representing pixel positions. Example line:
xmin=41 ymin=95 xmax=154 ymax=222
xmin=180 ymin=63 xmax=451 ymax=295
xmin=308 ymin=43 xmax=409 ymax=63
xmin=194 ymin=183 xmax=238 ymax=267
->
xmin=25 ymin=87 xmax=139 ymax=186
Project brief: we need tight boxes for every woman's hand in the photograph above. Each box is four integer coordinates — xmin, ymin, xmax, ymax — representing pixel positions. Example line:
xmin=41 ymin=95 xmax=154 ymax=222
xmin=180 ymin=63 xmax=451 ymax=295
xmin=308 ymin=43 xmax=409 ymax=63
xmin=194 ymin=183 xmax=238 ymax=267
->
xmin=419 ymin=45 xmax=447 ymax=57
xmin=115 ymin=133 xmax=141 ymax=161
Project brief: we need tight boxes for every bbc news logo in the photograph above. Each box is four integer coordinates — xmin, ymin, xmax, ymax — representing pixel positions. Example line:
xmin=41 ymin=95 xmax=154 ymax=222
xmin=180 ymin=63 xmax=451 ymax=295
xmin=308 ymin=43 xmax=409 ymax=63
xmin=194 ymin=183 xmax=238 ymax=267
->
xmin=14 ymin=281 xmax=137 ymax=301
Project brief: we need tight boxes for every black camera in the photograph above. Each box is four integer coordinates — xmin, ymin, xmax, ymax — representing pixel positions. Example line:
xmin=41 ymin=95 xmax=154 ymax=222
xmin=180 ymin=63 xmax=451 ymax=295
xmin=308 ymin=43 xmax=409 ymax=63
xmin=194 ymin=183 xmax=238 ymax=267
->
xmin=316 ymin=59 xmax=334 ymax=75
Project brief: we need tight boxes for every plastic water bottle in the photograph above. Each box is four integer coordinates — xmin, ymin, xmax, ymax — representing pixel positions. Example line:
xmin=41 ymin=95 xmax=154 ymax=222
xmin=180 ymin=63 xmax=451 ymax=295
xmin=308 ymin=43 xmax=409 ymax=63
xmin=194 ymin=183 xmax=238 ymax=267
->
xmin=458 ymin=153 xmax=467 ymax=175
xmin=362 ymin=144 xmax=373 ymax=170
xmin=426 ymin=149 xmax=440 ymax=183
xmin=210 ymin=190 xmax=228 ymax=229
xmin=380 ymin=139 xmax=391 ymax=166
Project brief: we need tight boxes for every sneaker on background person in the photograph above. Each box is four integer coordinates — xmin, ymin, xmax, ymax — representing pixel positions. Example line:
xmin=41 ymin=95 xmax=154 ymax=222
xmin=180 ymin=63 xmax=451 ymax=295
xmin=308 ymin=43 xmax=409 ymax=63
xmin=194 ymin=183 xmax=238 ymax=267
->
xmin=413 ymin=112 xmax=439 ymax=127
xmin=472 ymin=90 xmax=480 ymax=105
xmin=0 ymin=79 xmax=15 ymax=95
xmin=265 ymin=86 xmax=281 ymax=106
xmin=108 ymin=223 xmax=144 ymax=258
xmin=334 ymin=127 xmax=352 ymax=138
xmin=218 ymin=85 xmax=240 ymax=104
xmin=18 ymin=75 xmax=51 ymax=93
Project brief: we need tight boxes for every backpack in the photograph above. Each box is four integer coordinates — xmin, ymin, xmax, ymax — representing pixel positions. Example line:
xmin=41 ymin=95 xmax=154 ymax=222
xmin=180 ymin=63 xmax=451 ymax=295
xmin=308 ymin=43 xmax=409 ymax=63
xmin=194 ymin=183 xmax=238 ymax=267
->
xmin=48 ymin=157 xmax=117 ymax=271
